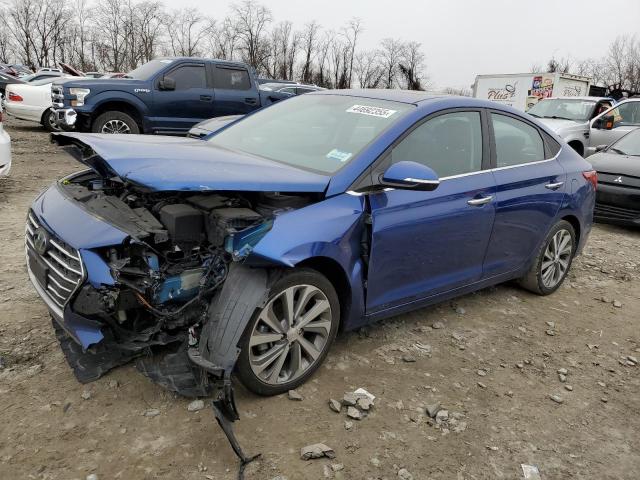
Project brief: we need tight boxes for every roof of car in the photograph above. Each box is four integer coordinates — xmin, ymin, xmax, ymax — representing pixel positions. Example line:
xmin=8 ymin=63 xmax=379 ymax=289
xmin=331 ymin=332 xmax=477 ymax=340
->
xmin=312 ymin=88 xmax=449 ymax=104
xmin=544 ymin=96 xmax=613 ymax=101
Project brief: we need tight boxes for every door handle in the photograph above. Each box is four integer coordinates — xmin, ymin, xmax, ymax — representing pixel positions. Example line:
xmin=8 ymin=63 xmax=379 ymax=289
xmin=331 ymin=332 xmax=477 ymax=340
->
xmin=244 ymin=97 xmax=258 ymax=105
xmin=200 ymin=95 xmax=212 ymax=101
xmin=545 ymin=182 xmax=564 ymax=190
xmin=467 ymin=195 xmax=493 ymax=206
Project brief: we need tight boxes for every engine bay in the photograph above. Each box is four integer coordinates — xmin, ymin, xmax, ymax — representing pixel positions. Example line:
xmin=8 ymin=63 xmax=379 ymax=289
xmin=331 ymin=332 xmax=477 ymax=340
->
xmin=58 ymin=170 xmax=319 ymax=347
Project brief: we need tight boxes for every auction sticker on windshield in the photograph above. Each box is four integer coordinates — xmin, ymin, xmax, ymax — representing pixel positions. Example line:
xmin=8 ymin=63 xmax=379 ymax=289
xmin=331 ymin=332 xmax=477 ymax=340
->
xmin=347 ymin=105 xmax=397 ymax=118
xmin=326 ymin=149 xmax=353 ymax=162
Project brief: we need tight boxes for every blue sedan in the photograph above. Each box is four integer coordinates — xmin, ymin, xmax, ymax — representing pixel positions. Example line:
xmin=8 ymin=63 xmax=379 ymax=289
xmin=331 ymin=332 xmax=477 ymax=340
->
xmin=28 ymin=90 xmax=595 ymax=403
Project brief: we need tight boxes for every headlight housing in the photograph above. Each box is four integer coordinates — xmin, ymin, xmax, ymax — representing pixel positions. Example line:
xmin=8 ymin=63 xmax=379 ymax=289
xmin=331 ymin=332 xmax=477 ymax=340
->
xmin=69 ymin=88 xmax=90 ymax=107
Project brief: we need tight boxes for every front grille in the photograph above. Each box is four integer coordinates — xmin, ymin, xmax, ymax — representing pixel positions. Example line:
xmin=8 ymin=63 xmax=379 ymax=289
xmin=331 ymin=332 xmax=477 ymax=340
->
xmin=594 ymin=203 xmax=640 ymax=221
xmin=25 ymin=212 xmax=84 ymax=308
xmin=51 ymin=85 xmax=64 ymax=108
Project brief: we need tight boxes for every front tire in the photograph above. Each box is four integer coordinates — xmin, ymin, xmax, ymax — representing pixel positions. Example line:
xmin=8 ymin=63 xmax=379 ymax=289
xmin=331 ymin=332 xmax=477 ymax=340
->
xmin=92 ymin=111 xmax=140 ymax=134
xmin=236 ymin=269 xmax=340 ymax=396
xmin=42 ymin=109 xmax=60 ymax=132
xmin=519 ymin=220 xmax=576 ymax=295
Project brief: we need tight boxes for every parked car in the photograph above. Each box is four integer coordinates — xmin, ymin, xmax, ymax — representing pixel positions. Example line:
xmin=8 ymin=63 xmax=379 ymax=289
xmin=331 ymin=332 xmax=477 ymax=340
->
xmin=0 ymin=110 xmax=11 ymax=176
xmin=585 ymin=99 xmax=640 ymax=156
xmin=588 ymin=128 xmax=640 ymax=226
xmin=52 ymin=57 xmax=291 ymax=135
xmin=0 ymin=72 xmax=25 ymax=98
xmin=30 ymin=91 xmax=595 ymax=433
xmin=5 ymin=76 xmax=76 ymax=131
xmin=187 ymin=114 xmax=242 ymax=138
xmin=259 ymin=82 xmax=325 ymax=96
xmin=527 ymin=97 xmax=615 ymax=156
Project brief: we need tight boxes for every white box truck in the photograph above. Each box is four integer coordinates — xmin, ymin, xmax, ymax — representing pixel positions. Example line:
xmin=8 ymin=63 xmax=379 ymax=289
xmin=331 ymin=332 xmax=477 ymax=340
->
xmin=472 ymin=72 xmax=591 ymax=111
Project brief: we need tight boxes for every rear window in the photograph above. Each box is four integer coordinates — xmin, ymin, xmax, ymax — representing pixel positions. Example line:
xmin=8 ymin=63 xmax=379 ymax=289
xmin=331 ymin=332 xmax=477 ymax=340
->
xmin=214 ymin=67 xmax=251 ymax=90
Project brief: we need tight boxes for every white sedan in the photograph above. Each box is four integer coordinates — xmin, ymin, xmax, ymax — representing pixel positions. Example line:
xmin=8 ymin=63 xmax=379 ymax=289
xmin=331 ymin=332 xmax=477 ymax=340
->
xmin=0 ymin=110 xmax=11 ymax=176
xmin=4 ymin=77 xmax=64 ymax=131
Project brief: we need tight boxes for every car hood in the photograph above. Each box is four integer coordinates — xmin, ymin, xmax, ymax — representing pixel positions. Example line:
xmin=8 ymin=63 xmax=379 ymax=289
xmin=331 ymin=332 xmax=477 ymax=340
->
xmin=52 ymin=133 xmax=331 ymax=193
xmin=537 ymin=117 xmax=586 ymax=132
xmin=588 ymin=152 xmax=640 ymax=175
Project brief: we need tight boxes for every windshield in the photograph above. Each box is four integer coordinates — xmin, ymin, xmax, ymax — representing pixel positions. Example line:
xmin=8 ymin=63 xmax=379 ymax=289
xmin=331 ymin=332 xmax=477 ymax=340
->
xmin=126 ymin=59 xmax=173 ymax=80
xmin=528 ymin=99 xmax=596 ymax=122
xmin=207 ymin=94 xmax=413 ymax=174
xmin=610 ymin=128 xmax=640 ymax=156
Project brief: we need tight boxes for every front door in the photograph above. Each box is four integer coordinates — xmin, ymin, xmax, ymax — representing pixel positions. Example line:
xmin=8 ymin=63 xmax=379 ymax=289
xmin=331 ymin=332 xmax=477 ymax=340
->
xmin=483 ymin=111 xmax=567 ymax=277
xmin=588 ymin=101 xmax=640 ymax=156
xmin=150 ymin=62 xmax=213 ymax=133
xmin=367 ymin=110 xmax=496 ymax=313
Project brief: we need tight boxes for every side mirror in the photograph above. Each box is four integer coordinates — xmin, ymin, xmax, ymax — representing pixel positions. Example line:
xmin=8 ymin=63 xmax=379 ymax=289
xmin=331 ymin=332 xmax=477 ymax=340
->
xmin=595 ymin=144 xmax=608 ymax=153
xmin=379 ymin=161 xmax=440 ymax=191
xmin=159 ymin=76 xmax=176 ymax=91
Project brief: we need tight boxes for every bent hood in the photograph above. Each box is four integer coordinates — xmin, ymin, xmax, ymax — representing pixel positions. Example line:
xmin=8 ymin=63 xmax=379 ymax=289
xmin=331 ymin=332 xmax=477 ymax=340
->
xmin=52 ymin=133 xmax=330 ymax=193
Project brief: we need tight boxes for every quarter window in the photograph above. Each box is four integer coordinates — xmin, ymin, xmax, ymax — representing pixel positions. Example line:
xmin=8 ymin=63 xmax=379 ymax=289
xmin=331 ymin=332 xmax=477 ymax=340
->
xmin=491 ymin=113 xmax=544 ymax=167
xmin=214 ymin=67 xmax=251 ymax=90
xmin=391 ymin=111 xmax=483 ymax=178
xmin=165 ymin=65 xmax=206 ymax=90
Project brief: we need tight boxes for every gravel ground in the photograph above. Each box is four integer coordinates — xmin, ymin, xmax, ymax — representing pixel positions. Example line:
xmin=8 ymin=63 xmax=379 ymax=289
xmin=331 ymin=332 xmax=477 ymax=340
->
xmin=0 ymin=117 xmax=639 ymax=480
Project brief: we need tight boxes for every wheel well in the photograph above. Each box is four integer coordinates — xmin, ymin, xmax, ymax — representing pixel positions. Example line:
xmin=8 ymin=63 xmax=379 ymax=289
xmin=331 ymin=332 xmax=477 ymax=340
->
xmin=561 ymin=215 xmax=581 ymax=246
xmin=568 ymin=140 xmax=584 ymax=156
xmin=297 ymin=257 xmax=351 ymax=330
xmin=92 ymin=101 xmax=143 ymax=131
xmin=40 ymin=108 xmax=52 ymax=125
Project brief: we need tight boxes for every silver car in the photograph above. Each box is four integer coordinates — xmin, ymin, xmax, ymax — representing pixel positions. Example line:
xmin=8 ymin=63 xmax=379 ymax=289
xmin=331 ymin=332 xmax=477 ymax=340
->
xmin=586 ymin=98 xmax=640 ymax=156
xmin=527 ymin=96 xmax=615 ymax=157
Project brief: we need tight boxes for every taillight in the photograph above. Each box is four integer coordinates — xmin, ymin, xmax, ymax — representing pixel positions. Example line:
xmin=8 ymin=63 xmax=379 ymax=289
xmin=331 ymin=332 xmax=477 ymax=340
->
xmin=8 ymin=92 xmax=23 ymax=102
xmin=583 ymin=170 xmax=598 ymax=189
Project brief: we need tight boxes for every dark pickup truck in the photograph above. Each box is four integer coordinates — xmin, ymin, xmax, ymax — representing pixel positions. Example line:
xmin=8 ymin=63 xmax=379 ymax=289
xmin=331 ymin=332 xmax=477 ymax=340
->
xmin=52 ymin=57 xmax=286 ymax=135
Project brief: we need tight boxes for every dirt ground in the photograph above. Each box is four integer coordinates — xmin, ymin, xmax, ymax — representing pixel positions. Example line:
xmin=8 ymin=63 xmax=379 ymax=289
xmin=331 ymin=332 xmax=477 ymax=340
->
xmin=0 ymin=117 xmax=638 ymax=480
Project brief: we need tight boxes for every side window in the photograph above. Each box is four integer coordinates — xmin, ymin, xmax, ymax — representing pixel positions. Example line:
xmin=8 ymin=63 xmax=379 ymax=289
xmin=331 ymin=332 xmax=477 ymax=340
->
xmin=297 ymin=87 xmax=315 ymax=95
xmin=608 ymin=102 xmax=640 ymax=127
xmin=491 ymin=113 xmax=545 ymax=167
xmin=391 ymin=111 xmax=483 ymax=178
xmin=279 ymin=87 xmax=296 ymax=95
xmin=214 ymin=67 xmax=251 ymax=90
xmin=165 ymin=65 xmax=206 ymax=90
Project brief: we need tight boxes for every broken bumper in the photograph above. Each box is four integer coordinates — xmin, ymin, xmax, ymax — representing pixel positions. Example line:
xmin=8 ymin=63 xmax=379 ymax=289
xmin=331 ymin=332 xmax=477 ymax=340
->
xmin=54 ymin=108 xmax=77 ymax=128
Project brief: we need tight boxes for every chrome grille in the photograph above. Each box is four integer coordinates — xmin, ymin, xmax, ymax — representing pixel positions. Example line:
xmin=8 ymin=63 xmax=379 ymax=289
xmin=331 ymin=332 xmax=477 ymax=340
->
xmin=25 ymin=212 xmax=84 ymax=309
xmin=51 ymin=85 xmax=64 ymax=108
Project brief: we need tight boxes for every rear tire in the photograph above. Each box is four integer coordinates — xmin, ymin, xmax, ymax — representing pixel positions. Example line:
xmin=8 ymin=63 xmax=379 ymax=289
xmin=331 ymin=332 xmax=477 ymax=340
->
xmin=518 ymin=220 xmax=576 ymax=295
xmin=236 ymin=268 xmax=340 ymax=396
xmin=92 ymin=111 xmax=140 ymax=134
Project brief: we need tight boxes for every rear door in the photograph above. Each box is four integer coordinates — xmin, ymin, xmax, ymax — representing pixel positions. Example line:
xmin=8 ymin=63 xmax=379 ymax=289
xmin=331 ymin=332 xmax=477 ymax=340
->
xmin=366 ymin=109 xmax=496 ymax=313
xmin=588 ymin=101 xmax=640 ymax=155
xmin=483 ymin=111 xmax=566 ymax=278
xmin=212 ymin=65 xmax=260 ymax=116
xmin=150 ymin=62 xmax=213 ymax=133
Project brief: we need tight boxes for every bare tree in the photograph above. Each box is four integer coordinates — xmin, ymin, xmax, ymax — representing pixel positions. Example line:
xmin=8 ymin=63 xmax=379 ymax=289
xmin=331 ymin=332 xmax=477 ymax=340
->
xmin=299 ymin=21 xmax=319 ymax=84
xmin=342 ymin=17 xmax=362 ymax=88
xmin=232 ymin=0 xmax=272 ymax=72
xmin=399 ymin=40 xmax=427 ymax=90
xmin=379 ymin=38 xmax=404 ymax=89
xmin=166 ymin=8 xmax=207 ymax=57
xmin=354 ymin=50 xmax=383 ymax=88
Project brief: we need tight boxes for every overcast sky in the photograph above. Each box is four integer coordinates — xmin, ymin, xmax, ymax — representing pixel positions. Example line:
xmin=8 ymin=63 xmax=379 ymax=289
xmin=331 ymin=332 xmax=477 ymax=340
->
xmin=182 ymin=0 xmax=640 ymax=89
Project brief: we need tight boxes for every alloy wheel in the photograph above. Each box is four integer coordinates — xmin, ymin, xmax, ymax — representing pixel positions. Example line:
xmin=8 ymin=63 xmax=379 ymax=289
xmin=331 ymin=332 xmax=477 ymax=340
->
xmin=101 ymin=119 xmax=131 ymax=134
xmin=541 ymin=229 xmax=573 ymax=289
xmin=47 ymin=111 xmax=60 ymax=131
xmin=248 ymin=284 xmax=332 ymax=385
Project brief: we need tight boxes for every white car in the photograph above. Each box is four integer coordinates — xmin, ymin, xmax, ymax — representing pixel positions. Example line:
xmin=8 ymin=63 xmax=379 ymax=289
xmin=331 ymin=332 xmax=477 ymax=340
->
xmin=0 ymin=110 xmax=11 ymax=176
xmin=4 ymin=77 xmax=66 ymax=131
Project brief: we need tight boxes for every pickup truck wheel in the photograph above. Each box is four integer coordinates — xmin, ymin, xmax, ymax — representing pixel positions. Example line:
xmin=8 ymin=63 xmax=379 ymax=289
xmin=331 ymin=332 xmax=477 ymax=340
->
xmin=236 ymin=269 xmax=340 ymax=396
xmin=92 ymin=111 xmax=140 ymax=134
xmin=42 ymin=109 xmax=60 ymax=132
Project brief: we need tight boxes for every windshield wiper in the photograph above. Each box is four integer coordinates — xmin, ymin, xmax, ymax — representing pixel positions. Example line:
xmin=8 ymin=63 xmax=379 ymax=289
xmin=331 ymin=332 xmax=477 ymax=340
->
xmin=528 ymin=112 xmax=540 ymax=118
xmin=610 ymin=147 xmax=627 ymax=155
xmin=549 ymin=115 xmax=574 ymax=121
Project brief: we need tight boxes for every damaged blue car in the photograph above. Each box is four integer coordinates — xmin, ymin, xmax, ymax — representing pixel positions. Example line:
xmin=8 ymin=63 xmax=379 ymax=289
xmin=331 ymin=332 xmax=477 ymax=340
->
xmin=27 ymin=90 xmax=595 ymax=464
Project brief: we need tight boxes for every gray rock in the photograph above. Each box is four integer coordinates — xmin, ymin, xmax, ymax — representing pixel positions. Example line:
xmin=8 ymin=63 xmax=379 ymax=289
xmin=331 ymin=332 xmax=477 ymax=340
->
xmin=370 ymin=457 xmax=381 ymax=467
xmin=516 ymin=362 xmax=524 ymax=369
xmin=559 ymin=374 xmax=567 ymax=383
xmin=344 ymin=420 xmax=353 ymax=430
xmin=331 ymin=463 xmax=344 ymax=472
xmin=549 ymin=394 xmax=564 ymax=404
xmin=546 ymin=329 xmax=556 ymax=336
xmin=288 ymin=389 xmax=303 ymax=401
xmin=557 ymin=368 xmax=568 ymax=375
xmin=143 ymin=408 xmax=160 ymax=417
xmin=86 ymin=475 xmax=98 ymax=480
xmin=546 ymin=321 xmax=556 ymax=328
xmin=187 ymin=399 xmax=205 ymax=412
xmin=300 ymin=443 xmax=335 ymax=460
xmin=107 ymin=379 xmax=119 ymax=389
xmin=628 ymin=356 xmax=638 ymax=365
xmin=435 ymin=409 xmax=449 ymax=423
xmin=425 ymin=402 xmax=441 ymax=418
xmin=402 ymin=355 xmax=416 ymax=363
xmin=613 ymin=300 xmax=622 ymax=308
xmin=342 ymin=392 xmax=357 ymax=406
xmin=477 ymin=369 xmax=487 ymax=377
xmin=477 ymin=382 xmax=487 ymax=389
xmin=347 ymin=406 xmax=363 ymax=420
xmin=329 ymin=399 xmax=342 ymax=413
xmin=357 ymin=397 xmax=373 ymax=411
xmin=81 ymin=390 xmax=91 ymax=400
xmin=398 ymin=468 xmax=414 ymax=480
xmin=455 ymin=307 xmax=466 ymax=315
xmin=565 ymin=385 xmax=573 ymax=391
xmin=431 ymin=321 xmax=445 ymax=329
